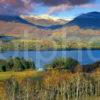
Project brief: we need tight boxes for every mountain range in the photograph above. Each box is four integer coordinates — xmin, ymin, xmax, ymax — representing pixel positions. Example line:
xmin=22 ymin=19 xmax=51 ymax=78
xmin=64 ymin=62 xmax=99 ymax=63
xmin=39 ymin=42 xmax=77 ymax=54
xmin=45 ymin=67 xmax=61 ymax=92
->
xmin=67 ymin=12 xmax=100 ymax=29
xmin=0 ymin=12 xmax=100 ymax=30
xmin=0 ymin=15 xmax=68 ymax=30
xmin=0 ymin=12 xmax=100 ymax=37
xmin=21 ymin=15 xmax=69 ymax=25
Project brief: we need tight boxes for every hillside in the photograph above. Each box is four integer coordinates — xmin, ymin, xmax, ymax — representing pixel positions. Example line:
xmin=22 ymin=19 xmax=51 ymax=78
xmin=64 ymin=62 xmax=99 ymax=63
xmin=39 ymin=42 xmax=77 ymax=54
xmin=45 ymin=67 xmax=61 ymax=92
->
xmin=0 ymin=15 xmax=53 ymax=38
xmin=0 ymin=12 xmax=100 ymax=39
xmin=67 ymin=12 xmax=100 ymax=29
xmin=22 ymin=15 xmax=68 ymax=26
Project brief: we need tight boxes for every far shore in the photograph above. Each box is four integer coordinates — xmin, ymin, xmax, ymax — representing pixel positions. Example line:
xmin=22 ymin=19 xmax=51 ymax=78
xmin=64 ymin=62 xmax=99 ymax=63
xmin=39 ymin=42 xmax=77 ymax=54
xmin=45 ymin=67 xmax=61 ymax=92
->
xmin=0 ymin=48 xmax=100 ymax=52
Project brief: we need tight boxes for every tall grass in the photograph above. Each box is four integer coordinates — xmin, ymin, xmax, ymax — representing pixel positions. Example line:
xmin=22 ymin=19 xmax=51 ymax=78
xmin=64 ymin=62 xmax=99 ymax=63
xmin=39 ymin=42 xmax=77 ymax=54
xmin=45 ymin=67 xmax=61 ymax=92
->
xmin=3 ymin=70 xmax=100 ymax=100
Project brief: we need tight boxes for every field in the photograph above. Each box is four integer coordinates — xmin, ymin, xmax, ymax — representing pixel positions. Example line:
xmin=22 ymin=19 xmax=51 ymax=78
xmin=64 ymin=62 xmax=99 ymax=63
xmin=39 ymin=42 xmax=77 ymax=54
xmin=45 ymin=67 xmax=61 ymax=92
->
xmin=0 ymin=70 xmax=42 ymax=99
xmin=0 ymin=69 xmax=99 ymax=100
xmin=0 ymin=70 xmax=42 ymax=81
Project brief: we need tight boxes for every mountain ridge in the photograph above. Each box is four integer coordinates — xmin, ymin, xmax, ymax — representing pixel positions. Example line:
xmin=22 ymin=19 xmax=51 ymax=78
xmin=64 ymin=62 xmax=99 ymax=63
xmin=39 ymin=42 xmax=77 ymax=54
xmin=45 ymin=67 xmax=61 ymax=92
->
xmin=0 ymin=15 xmax=64 ymax=30
xmin=67 ymin=11 xmax=100 ymax=29
xmin=0 ymin=11 xmax=100 ymax=31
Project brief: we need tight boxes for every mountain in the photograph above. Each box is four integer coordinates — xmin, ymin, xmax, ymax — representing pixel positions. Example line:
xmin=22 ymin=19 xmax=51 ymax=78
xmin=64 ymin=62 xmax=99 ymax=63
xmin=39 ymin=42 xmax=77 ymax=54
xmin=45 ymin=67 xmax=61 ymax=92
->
xmin=0 ymin=15 xmax=47 ymax=29
xmin=0 ymin=15 xmax=54 ymax=38
xmin=0 ymin=12 xmax=100 ymax=38
xmin=0 ymin=12 xmax=100 ymax=31
xmin=0 ymin=15 xmax=69 ymax=30
xmin=21 ymin=15 xmax=69 ymax=25
xmin=0 ymin=15 xmax=33 ymax=25
xmin=67 ymin=12 xmax=100 ymax=29
xmin=41 ymin=11 xmax=100 ymax=30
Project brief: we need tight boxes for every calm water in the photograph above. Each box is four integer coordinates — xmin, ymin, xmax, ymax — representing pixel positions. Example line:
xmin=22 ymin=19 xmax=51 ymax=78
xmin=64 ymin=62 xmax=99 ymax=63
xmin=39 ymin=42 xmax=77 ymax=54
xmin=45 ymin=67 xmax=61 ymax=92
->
xmin=0 ymin=50 xmax=100 ymax=69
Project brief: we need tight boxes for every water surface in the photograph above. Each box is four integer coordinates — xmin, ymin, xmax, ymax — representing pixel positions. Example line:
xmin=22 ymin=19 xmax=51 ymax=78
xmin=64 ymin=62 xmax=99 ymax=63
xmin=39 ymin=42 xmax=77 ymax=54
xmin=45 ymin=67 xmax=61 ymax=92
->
xmin=0 ymin=50 xmax=100 ymax=69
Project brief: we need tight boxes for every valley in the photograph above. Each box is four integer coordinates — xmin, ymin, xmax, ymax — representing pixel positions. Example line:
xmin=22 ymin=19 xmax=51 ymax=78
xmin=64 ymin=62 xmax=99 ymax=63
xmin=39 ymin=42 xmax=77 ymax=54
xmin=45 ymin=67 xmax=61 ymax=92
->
xmin=0 ymin=12 xmax=100 ymax=51
xmin=0 ymin=0 xmax=100 ymax=100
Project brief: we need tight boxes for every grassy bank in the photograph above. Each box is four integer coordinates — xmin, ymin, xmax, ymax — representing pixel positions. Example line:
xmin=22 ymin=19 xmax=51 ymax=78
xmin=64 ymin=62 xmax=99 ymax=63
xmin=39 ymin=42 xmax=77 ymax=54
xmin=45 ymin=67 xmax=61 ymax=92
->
xmin=0 ymin=70 xmax=42 ymax=81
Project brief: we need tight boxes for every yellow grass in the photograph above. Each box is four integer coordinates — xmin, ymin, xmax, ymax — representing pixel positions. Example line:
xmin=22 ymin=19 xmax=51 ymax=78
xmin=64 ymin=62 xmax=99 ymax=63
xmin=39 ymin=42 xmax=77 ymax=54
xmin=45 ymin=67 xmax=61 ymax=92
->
xmin=0 ymin=70 xmax=100 ymax=100
xmin=0 ymin=70 xmax=43 ymax=99
xmin=0 ymin=70 xmax=42 ymax=81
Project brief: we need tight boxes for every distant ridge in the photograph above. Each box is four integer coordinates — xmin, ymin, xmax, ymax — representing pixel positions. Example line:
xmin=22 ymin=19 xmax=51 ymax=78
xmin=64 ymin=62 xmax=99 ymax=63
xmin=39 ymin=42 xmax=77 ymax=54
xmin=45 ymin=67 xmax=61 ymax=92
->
xmin=0 ymin=15 xmax=48 ymax=29
xmin=67 ymin=12 xmax=100 ymax=29
xmin=0 ymin=12 xmax=100 ymax=30
xmin=0 ymin=15 xmax=31 ymax=24
xmin=0 ymin=15 xmax=65 ymax=30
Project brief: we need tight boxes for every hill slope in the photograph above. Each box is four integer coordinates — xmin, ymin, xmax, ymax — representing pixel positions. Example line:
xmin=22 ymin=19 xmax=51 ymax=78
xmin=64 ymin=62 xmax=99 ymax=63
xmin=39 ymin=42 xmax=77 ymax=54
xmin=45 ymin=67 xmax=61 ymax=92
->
xmin=0 ymin=15 xmax=68 ymax=30
xmin=0 ymin=12 xmax=100 ymax=38
xmin=67 ymin=12 xmax=100 ymax=29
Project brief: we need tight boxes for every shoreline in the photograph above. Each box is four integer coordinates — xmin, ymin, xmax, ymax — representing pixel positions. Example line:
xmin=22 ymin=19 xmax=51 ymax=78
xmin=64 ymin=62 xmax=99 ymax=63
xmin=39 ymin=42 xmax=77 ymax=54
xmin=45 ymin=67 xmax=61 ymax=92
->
xmin=0 ymin=48 xmax=100 ymax=52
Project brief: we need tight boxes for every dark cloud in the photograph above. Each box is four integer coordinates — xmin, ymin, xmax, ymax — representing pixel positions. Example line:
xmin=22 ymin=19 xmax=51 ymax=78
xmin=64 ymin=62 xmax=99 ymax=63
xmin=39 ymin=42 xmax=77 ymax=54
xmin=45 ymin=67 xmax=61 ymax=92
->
xmin=69 ymin=0 xmax=92 ymax=5
xmin=0 ymin=0 xmax=94 ymax=15
xmin=0 ymin=0 xmax=34 ymax=15
xmin=34 ymin=0 xmax=93 ymax=6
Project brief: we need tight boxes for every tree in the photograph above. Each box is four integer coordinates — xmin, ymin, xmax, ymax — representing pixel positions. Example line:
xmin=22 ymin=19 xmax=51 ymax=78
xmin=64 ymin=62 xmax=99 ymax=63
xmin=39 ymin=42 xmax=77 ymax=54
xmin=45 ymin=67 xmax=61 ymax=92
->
xmin=0 ymin=59 xmax=7 ymax=72
xmin=0 ymin=57 xmax=36 ymax=72
xmin=25 ymin=59 xmax=36 ymax=70
xmin=1 ymin=65 xmax=6 ymax=72
xmin=12 ymin=57 xmax=24 ymax=71
xmin=45 ymin=57 xmax=79 ymax=72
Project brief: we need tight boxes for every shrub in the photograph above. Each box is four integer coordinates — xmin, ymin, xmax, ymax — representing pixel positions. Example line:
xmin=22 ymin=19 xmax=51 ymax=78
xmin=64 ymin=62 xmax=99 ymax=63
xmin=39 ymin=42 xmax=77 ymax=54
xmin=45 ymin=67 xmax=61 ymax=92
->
xmin=0 ymin=57 xmax=36 ymax=72
xmin=0 ymin=59 xmax=7 ymax=71
xmin=45 ymin=57 xmax=79 ymax=72
xmin=25 ymin=59 xmax=36 ymax=69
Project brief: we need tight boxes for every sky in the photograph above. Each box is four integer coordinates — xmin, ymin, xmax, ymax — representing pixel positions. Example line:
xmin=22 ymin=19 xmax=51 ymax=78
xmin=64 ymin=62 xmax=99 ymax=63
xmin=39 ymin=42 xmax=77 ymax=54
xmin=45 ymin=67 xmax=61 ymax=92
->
xmin=0 ymin=0 xmax=100 ymax=19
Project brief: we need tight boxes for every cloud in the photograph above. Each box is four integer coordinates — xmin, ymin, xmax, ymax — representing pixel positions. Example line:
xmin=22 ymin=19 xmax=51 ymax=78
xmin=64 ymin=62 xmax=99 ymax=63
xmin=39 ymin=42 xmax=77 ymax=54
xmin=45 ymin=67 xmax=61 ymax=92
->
xmin=80 ymin=4 xmax=100 ymax=8
xmin=0 ymin=0 xmax=15 ymax=3
xmin=0 ymin=0 xmax=95 ymax=15
xmin=34 ymin=0 xmax=93 ymax=6
xmin=0 ymin=0 xmax=36 ymax=15
xmin=47 ymin=4 xmax=72 ymax=15
xmin=47 ymin=0 xmax=94 ymax=15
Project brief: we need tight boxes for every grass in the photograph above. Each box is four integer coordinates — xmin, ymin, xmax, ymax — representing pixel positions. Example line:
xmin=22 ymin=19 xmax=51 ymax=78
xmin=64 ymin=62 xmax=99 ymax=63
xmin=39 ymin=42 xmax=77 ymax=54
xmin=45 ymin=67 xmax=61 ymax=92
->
xmin=0 ymin=70 xmax=100 ymax=100
xmin=70 ymin=96 xmax=100 ymax=100
xmin=0 ymin=70 xmax=42 ymax=81
xmin=0 ymin=70 xmax=43 ymax=99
